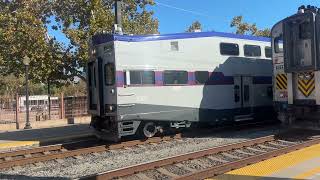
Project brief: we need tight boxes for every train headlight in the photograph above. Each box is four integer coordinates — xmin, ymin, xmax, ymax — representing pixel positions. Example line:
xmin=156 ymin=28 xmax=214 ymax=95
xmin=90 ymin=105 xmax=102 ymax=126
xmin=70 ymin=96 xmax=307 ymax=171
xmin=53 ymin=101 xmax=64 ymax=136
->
xmin=105 ymin=104 xmax=116 ymax=113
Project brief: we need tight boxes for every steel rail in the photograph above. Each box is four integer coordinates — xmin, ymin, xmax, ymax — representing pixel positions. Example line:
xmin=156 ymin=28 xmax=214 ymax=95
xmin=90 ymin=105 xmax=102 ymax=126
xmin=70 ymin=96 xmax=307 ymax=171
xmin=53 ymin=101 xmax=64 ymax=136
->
xmin=176 ymin=137 xmax=320 ymax=180
xmin=0 ymin=134 xmax=181 ymax=169
xmin=81 ymin=135 xmax=276 ymax=180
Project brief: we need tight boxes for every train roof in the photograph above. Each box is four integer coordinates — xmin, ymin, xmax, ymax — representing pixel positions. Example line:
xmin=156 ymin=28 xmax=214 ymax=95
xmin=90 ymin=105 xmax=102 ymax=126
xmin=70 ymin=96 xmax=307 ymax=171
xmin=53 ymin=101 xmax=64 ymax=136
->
xmin=92 ymin=31 xmax=271 ymax=45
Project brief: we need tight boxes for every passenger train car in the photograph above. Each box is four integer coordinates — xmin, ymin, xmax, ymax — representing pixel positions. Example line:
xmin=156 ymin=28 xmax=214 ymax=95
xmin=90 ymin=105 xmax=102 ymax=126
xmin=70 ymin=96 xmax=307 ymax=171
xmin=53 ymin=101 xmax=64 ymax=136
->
xmin=87 ymin=31 xmax=274 ymax=141
xmin=272 ymin=5 xmax=320 ymax=126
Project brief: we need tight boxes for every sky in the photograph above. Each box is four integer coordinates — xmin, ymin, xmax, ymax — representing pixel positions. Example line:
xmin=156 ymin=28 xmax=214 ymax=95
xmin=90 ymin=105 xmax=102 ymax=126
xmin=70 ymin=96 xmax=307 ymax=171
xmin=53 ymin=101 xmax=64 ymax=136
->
xmin=48 ymin=0 xmax=320 ymax=44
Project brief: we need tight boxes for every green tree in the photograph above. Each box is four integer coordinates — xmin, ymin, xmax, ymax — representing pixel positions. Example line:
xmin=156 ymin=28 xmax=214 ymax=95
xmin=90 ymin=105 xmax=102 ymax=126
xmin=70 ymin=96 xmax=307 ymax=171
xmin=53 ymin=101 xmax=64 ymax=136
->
xmin=230 ymin=16 xmax=270 ymax=37
xmin=0 ymin=0 xmax=69 ymax=84
xmin=186 ymin=20 xmax=202 ymax=32
xmin=52 ymin=0 xmax=159 ymax=81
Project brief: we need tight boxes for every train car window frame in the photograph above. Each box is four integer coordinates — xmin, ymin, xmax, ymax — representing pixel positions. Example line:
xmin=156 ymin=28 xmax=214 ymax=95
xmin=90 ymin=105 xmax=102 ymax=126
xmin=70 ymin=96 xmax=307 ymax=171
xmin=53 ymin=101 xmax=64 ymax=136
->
xmin=104 ymin=62 xmax=115 ymax=86
xmin=220 ymin=43 xmax=240 ymax=56
xmin=274 ymin=35 xmax=283 ymax=53
xmin=129 ymin=70 xmax=155 ymax=85
xmin=244 ymin=45 xmax=261 ymax=57
xmin=195 ymin=71 xmax=209 ymax=84
xmin=265 ymin=46 xmax=272 ymax=58
xmin=163 ymin=70 xmax=188 ymax=85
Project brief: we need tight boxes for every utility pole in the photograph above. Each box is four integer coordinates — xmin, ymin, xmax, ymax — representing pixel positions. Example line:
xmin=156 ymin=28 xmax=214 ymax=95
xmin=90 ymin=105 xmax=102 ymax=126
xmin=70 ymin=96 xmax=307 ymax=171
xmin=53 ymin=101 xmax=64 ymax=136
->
xmin=113 ymin=0 xmax=123 ymax=34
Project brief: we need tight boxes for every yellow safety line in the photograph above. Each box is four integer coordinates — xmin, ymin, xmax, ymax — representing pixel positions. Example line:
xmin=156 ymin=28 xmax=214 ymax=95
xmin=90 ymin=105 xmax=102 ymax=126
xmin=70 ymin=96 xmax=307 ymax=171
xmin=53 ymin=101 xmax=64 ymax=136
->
xmin=0 ymin=141 xmax=39 ymax=149
xmin=294 ymin=167 xmax=320 ymax=179
xmin=209 ymin=143 xmax=320 ymax=180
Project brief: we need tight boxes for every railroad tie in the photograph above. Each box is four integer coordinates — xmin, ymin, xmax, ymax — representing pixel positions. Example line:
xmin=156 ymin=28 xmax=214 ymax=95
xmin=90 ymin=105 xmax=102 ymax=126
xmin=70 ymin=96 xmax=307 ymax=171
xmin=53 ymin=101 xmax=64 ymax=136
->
xmin=34 ymin=162 xmax=44 ymax=166
xmin=24 ymin=154 xmax=32 ymax=158
xmin=257 ymin=144 xmax=278 ymax=150
xmin=135 ymin=173 xmax=154 ymax=180
xmin=277 ymin=140 xmax=297 ymax=145
xmin=43 ymin=151 xmax=51 ymax=155
xmin=55 ymin=159 xmax=64 ymax=163
xmin=91 ymin=152 xmax=100 ymax=156
xmin=268 ymin=142 xmax=288 ymax=147
xmin=234 ymin=149 xmax=255 ymax=156
xmin=206 ymin=156 xmax=229 ymax=163
xmin=246 ymin=147 xmax=267 ymax=153
xmin=221 ymin=153 xmax=242 ymax=160
xmin=73 ymin=156 xmax=83 ymax=160
xmin=60 ymin=149 xmax=68 ymax=152
xmin=4 ymin=157 xmax=13 ymax=161
xmin=157 ymin=167 xmax=180 ymax=178
xmin=175 ymin=163 xmax=198 ymax=173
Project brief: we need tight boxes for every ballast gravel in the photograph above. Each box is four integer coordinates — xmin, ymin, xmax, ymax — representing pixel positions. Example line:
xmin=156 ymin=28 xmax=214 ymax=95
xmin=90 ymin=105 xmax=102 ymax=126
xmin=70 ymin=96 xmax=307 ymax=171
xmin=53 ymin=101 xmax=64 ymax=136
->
xmin=0 ymin=126 xmax=281 ymax=179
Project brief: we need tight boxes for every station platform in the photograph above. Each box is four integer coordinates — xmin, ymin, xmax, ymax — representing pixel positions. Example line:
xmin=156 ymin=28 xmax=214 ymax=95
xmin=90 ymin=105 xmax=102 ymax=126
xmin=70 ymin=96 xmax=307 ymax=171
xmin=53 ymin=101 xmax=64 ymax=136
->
xmin=0 ymin=124 xmax=94 ymax=151
xmin=213 ymin=143 xmax=320 ymax=180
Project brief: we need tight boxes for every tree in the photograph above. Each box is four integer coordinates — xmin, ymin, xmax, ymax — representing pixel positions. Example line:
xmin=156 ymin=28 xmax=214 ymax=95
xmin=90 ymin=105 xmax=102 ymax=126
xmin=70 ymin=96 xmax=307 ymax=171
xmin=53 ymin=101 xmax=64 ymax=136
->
xmin=0 ymin=0 xmax=69 ymax=84
xmin=230 ymin=16 xmax=270 ymax=37
xmin=186 ymin=20 xmax=202 ymax=32
xmin=51 ymin=0 xmax=159 ymax=81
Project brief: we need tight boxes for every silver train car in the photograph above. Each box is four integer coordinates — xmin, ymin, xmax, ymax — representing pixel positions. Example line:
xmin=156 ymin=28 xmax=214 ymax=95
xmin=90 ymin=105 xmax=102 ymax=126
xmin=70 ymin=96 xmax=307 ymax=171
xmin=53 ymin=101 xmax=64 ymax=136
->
xmin=87 ymin=31 xmax=275 ymax=141
xmin=272 ymin=5 xmax=320 ymax=126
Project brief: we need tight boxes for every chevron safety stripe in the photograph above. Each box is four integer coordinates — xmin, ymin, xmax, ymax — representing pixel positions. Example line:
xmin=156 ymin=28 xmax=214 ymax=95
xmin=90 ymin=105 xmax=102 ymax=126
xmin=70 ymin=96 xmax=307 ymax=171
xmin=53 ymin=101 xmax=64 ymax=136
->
xmin=276 ymin=74 xmax=287 ymax=90
xmin=298 ymin=73 xmax=315 ymax=97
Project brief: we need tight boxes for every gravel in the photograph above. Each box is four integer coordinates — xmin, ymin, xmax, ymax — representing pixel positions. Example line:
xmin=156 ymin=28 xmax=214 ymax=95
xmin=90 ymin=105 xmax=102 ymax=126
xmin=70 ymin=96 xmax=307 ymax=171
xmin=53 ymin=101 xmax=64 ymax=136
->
xmin=163 ymin=164 xmax=190 ymax=176
xmin=0 ymin=125 xmax=281 ymax=179
xmin=145 ymin=169 xmax=170 ymax=180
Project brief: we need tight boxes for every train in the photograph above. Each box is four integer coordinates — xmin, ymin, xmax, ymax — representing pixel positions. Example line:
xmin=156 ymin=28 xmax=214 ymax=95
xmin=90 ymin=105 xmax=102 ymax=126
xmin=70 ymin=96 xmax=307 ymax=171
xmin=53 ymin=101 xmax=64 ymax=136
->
xmin=87 ymin=31 xmax=275 ymax=141
xmin=272 ymin=5 xmax=320 ymax=127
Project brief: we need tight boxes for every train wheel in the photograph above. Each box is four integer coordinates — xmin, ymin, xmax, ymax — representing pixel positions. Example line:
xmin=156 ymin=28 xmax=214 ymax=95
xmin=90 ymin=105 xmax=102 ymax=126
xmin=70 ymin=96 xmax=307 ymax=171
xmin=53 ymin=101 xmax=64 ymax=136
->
xmin=143 ymin=122 xmax=157 ymax=138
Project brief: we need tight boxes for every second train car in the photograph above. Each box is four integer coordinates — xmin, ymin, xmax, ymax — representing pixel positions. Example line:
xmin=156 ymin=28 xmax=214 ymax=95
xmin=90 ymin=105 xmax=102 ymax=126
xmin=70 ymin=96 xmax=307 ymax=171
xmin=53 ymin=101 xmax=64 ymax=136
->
xmin=87 ymin=31 xmax=275 ymax=141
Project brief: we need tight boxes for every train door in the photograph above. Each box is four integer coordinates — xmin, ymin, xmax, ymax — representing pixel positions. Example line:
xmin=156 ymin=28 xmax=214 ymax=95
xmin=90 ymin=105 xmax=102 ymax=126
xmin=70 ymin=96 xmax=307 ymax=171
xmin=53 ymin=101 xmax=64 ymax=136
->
xmin=233 ymin=76 xmax=254 ymax=122
xmin=88 ymin=61 xmax=98 ymax=113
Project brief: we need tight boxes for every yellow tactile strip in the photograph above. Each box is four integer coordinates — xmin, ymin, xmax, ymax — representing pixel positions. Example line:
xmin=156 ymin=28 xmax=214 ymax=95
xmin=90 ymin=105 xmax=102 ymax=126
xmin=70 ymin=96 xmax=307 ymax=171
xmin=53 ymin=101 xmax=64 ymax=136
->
xmin=0 ymin=141 xmax=39 ymax=149
xmin=210 ymin=143 xmax=320 ymax=180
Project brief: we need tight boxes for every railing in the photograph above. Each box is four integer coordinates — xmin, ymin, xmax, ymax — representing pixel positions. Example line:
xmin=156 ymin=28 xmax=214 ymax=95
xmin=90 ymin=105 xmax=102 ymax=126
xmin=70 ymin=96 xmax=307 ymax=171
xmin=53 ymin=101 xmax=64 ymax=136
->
xmin=0 ymin=95 xmax=88 ymax=127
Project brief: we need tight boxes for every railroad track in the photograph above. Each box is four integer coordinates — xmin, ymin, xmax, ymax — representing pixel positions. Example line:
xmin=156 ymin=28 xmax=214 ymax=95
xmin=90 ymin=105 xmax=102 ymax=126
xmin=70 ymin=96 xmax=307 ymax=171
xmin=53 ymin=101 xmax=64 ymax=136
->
xmin=0 ymin=134 xmax=182 ymax=170
xmin=80 ymin=129 xmax=320 ymax=180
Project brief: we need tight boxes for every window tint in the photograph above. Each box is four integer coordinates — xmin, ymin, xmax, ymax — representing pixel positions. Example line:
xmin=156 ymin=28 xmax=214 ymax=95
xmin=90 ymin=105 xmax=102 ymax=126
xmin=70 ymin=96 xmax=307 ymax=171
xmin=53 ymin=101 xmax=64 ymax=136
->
xmin=129 ymin=71 xmax=155 ymax=85
xmin=244 ymin=85 xmax=250 ymax=102
xmin=265 ymin=47 xmax=272 ymax=58
xmin=104 ymin=63 xmax=115 ymax=86
xmin=163 ymin=71 xmax=188 ymax=85
xmin=234 ymin=85 xmax=240 ymax=102
xmin=220 ymin=43 xmax=239 ymax=56
xmin=244 ymin=45 xmax=261 ymax=57
xmin=195 ymin=71 xmax=209 ymax=84
xmin=274 ymin=35 xmax=283 ymax=53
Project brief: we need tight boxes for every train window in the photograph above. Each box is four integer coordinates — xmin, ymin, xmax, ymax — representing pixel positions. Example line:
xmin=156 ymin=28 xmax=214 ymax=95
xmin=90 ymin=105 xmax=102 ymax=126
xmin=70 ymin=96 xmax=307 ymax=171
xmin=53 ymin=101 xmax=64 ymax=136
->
xmin=93 ymin=67 xmax=97 ymax=87
xmin=104 ymin=63 xmax=115 ymax=86
xmin=244 ymin=45 xmax=261 ymax=57
xmin=171 ymin=41 xmax=179 ymax=51
xmin=220 ymin=43 xmax=239 ymax=56
xmin=195 ymin=71 xmax=209 ymax=84
xmin=163 ymin=71 xmax=188 ymax=85
xmin=129 ymin=71 xmax=155 ymax=85
xmin=234 ymin=85 xmax=240 ymax=102
xmin=265 ymin=47 xmax=272 ymax=58
xmin=274 ymin=35 xmax=283 ymax=53
xmin=244 ymin=85 xmax=250 ymax=102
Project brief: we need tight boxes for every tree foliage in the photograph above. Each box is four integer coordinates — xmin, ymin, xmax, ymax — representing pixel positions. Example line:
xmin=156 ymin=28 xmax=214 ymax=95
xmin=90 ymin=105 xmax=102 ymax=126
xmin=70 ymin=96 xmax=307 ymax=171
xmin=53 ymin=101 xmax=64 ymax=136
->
xmin=51 ymin=0 xmax=159 ymax=80
xmin=230 ymin=16 xmax=270 ymax=37
xmin=0 ymin=0 xmax=67 ymax=84
xmin=0 ymin=0 xmax=159 ymax=92
xmin=186 ymin=20 xmax=202 ymax=32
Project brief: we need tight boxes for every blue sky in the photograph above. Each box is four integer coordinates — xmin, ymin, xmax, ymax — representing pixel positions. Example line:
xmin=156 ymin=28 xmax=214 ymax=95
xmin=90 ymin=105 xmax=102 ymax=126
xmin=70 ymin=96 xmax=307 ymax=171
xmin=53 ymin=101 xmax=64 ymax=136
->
xmin=48 ymin=0 xmax=320 ymax=44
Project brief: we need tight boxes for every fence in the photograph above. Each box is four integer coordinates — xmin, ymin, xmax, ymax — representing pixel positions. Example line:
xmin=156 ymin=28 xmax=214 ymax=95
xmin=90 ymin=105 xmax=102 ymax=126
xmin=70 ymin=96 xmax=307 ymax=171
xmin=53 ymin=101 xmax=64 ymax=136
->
xmin=0 ymin=95 xmax=88 ymax=128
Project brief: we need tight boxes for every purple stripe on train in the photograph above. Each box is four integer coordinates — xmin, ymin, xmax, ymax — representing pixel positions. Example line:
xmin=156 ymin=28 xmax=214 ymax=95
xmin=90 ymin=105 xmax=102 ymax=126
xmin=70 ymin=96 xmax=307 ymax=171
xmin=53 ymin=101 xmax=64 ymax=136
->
xmin=155 ymin=71 xmax=163 ymax=86
xmin=115 ymin=71 xmax=271 ymax=87
xmin=116 ymin=71 xmax=124 ymax=87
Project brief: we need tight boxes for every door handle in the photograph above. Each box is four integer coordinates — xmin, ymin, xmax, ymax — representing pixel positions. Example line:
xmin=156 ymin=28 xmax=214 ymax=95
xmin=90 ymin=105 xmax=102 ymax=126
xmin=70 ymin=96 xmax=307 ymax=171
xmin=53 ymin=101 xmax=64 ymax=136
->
xmin=118 ymin=93 xmax=135 ymax=96
xmin=118 ymin=104 xmax=135 ymax=107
